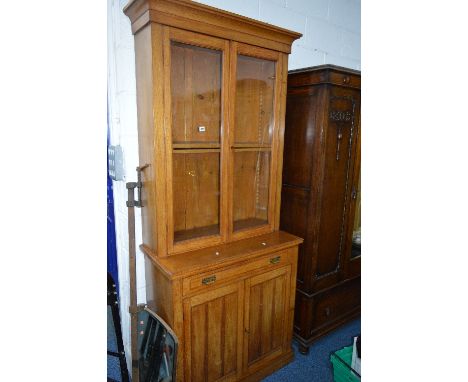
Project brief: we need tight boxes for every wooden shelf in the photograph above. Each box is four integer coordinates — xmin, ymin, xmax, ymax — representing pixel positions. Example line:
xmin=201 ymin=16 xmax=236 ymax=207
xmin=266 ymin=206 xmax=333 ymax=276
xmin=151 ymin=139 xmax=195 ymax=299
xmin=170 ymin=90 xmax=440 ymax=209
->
xmin=232 ymin=143 xmax=271 ymax=148
xmin=173 ymin=148 xmax=221 ymax=154
xmin=233 ymin=217 xmax=268 ymax=232
xmin=232 ymin=144 xmax=271 ymax=152
xmin=174 ymin=224 xmax=220 ymax=243
xmin=173 ymin=142 xmax=221 ymax=149
xmin=173 ymin=143 xmax=221 ymax=154
xmin=232 ymin=147 xmax=271 ymax=152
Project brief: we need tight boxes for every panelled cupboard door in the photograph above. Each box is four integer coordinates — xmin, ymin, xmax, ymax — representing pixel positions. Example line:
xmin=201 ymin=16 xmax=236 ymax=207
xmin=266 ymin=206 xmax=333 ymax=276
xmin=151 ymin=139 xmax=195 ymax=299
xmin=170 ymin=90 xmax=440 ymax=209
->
xmin=229 ymin=43 xmax=283 ymax=242
xmin=310 ymin=86 xmax=360 ymax=292
xmin=183 ymin=283 xmax=243 ymax=382
xmin=243 ymin=266 xmax=291 ymax=374
xmin=164 ymin=27 xmax=230 ymax=255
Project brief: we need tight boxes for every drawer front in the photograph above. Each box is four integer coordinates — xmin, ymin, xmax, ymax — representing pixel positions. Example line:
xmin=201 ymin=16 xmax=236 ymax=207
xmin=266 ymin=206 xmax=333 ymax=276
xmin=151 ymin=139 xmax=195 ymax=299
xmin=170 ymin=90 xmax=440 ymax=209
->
xmin=328 ymin=71 xmax=360 ymax=88
xmin=312 ymin=277 xmax=360 ymax=330
xmin=182 ymin=249 xmax=292 ymax=295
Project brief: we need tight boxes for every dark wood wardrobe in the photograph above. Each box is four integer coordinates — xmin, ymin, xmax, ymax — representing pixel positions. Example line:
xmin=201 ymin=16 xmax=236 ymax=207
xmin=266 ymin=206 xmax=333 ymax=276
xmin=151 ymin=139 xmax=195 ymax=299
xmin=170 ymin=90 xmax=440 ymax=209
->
xmin=280 ymin=65 xmax=361 ymax=354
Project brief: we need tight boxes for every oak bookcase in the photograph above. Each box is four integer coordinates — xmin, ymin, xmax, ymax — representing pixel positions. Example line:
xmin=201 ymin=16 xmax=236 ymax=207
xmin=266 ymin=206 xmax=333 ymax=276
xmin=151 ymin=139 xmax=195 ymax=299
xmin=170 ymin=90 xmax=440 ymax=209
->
xmin=124 ymin=1 xmax=302 ymax=380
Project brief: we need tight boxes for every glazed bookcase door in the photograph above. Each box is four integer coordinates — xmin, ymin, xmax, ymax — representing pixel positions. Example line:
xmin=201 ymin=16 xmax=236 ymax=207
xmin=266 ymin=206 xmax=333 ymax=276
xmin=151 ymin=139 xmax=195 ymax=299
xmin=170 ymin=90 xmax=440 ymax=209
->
xmin=229 ymin=43 xmax=282 ymax=241
xmin=164 ymin=27 xmax=230 ymax=254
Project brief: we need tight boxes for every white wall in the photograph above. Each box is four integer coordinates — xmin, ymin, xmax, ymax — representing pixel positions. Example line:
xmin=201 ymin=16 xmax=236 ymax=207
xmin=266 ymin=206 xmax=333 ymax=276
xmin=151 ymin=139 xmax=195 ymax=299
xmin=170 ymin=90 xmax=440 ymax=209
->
xmin=107 ymin=0 xmax=147 ymax=370
xmin=194 ymin=0 xmax=361 ymax=70
xmin=107 ymin=0 xmax=360 ymax=369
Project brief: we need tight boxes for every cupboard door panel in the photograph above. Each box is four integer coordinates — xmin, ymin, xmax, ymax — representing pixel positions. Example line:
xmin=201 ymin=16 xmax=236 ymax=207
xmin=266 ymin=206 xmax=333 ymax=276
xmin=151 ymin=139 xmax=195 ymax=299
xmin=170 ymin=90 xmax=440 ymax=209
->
xmin=244 ymin=267 xmax=290 ymax=371
xmin=271 ymin=275 xmax=286 ymax=350
xmin=191 ymin=303 xmax=207 ymax=381
xmin=282 ymin=90 xmax=320 ymax=188
xmin=314 ymin=87 xmax=359 ymax=280
xmin=183 ymin=283 xmax=241 ymax=382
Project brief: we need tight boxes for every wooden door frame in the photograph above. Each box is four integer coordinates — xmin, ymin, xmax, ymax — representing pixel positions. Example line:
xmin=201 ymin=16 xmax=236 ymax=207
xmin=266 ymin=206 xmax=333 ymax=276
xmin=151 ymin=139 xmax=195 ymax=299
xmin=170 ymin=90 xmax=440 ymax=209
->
xmin=343 ymin=107 xmax=361 ymax=279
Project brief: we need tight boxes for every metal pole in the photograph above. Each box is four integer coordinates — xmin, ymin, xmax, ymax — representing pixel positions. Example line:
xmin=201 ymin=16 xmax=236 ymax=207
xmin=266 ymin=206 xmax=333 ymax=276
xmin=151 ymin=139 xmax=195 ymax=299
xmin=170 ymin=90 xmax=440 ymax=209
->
xmin=127 ymin=182 xmax=139 ymax=382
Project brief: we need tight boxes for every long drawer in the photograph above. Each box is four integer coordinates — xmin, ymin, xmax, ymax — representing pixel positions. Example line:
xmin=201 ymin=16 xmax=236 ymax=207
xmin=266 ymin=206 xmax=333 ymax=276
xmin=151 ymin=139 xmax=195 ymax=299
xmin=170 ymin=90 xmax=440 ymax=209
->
xmin=182 ymin=248 xmax=293 ymax=296
xmin=311 ymin=277 xmax=360 ymax=331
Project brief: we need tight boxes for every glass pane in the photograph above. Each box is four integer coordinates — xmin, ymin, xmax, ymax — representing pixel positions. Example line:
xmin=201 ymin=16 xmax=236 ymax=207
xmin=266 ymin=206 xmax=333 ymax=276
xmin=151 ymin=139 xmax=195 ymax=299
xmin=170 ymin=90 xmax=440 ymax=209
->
xmin=234 ymin=55 xmax=276 ymax=146
xmin=171 ymin=41 xmax=222 ymax=147
xmin=351 ymin=171 xmax=361 ymax=258
xmin=233 ymin=150 xmax=270 ymax=231
xmin=173 ymin=152 xmax=220 ymax=242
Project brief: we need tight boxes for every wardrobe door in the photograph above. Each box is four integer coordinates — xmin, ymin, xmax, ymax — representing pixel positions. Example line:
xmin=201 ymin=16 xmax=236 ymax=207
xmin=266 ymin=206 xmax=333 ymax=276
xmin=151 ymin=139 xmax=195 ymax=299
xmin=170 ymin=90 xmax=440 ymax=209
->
xmin=311 ymin=86 xmax=360 ymax=292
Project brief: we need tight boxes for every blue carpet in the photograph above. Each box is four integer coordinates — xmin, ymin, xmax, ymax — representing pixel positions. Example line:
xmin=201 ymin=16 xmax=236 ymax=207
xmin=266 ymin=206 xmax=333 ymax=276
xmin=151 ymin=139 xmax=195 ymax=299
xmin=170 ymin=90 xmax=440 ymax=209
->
xmin=263 ymin=318 xmax=361 ymax=382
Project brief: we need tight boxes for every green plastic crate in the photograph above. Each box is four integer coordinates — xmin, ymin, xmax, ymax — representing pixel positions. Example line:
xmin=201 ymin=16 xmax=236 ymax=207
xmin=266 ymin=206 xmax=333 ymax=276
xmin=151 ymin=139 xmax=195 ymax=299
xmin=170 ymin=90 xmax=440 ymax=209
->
xmin=330 ymin=345 xmax=361 ymax=382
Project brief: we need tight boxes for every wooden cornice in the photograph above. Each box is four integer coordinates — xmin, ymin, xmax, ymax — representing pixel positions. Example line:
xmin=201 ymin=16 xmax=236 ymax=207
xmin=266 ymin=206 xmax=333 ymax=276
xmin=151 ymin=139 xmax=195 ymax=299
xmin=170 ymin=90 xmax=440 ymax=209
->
xmin=123 ymin=0 xmax=302 ymax=53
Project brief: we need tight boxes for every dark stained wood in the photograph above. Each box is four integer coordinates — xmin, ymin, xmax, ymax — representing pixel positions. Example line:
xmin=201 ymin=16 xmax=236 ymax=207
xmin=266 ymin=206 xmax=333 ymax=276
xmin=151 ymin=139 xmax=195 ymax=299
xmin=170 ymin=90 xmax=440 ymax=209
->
xmin=281 ymin=89 xmax=320 ymax=188
xmin=279 ymin=186 xmax=309 ymax=286
xmin=280 ymin=65 xmax=361 ymax=352
xmin=294 ymin=277 xmax=361 ymax=345
xmin=287 ymin=64 xmax=361 ymax=89
xmin=311 ymin=277 xmax=360 ymax=330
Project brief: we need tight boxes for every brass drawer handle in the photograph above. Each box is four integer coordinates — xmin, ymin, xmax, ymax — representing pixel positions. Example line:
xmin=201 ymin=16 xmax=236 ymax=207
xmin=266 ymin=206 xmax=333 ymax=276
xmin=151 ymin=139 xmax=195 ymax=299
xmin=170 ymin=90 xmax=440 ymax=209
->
xmin=342 ymin=76 xmax=350 ymax=84
xmin=270 ymin=256 xmax=281 ymax=264
xmin=202 ymin=275 xmax=216 ymax=285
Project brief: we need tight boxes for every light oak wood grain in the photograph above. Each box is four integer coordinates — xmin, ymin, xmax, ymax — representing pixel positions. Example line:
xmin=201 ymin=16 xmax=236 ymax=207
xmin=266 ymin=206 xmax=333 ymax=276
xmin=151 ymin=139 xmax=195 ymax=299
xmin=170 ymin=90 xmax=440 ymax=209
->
xmin=124 ymin=0 xmax=302 ymax=53
xmin=125 ymin=1 xmax=301 ymax=380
